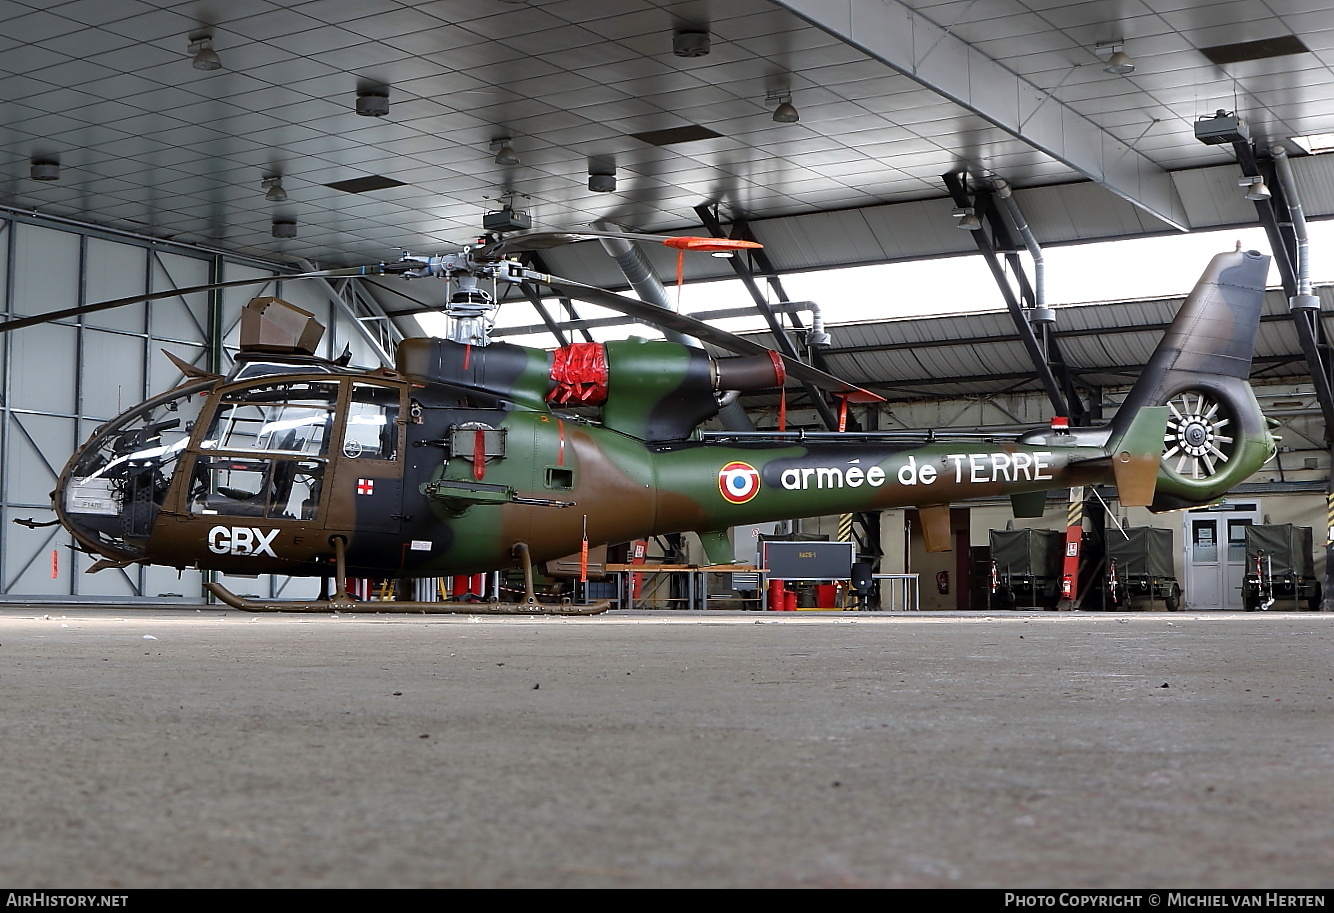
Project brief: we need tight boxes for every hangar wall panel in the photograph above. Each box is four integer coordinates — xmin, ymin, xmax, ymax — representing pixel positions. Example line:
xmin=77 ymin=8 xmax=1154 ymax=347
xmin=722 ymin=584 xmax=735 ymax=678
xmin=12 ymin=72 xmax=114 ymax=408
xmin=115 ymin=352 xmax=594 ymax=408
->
xmin=12 ymin=226 xmax=79 ymax=319
xmin=85 ymin=238 xmax=148 ymax=334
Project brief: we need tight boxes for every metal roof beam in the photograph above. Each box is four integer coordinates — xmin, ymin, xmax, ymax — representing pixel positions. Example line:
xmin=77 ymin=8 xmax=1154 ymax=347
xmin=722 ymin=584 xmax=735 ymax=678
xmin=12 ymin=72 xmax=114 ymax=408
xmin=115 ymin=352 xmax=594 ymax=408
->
xmin=944 ymin=173 xmax=1071 ymax=418
xmin=694 ymin=203 xmax=842 ymax=432
xmin=770 ymin=0 xmax=1190 ymax=231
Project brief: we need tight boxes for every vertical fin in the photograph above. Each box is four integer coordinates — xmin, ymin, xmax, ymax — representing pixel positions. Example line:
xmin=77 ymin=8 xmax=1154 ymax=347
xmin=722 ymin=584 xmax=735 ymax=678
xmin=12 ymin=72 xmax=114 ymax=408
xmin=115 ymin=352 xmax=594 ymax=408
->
xmin=1114 ymin=250 xmax=1268 ymax=428
xmin=1109 ymin=249 xmax=1276 ymax=512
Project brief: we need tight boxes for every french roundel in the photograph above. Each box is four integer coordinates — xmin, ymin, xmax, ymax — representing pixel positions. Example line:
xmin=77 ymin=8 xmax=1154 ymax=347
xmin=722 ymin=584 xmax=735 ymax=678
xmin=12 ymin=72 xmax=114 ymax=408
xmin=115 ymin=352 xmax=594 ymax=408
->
xmin=718 ymin=461 xmax=761 ymax=504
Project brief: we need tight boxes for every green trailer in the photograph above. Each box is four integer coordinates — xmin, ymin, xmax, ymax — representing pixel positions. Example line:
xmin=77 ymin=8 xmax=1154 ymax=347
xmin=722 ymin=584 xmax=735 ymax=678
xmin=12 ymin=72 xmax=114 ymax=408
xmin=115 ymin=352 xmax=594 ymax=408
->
xmin=1242 ymin=525 xmax=1322 ymax=611
xmin=988 ymin=529 xmax=1064 ymax=609
xmin=1104 ymin=526 xmax=1181 ymax=611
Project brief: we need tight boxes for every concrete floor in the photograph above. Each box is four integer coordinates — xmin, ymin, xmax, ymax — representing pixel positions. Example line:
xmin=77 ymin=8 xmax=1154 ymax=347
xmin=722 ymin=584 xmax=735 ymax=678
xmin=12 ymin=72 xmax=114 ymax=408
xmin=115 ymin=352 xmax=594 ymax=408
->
xmin=0 ymin=606 xmax=1330 ymax=889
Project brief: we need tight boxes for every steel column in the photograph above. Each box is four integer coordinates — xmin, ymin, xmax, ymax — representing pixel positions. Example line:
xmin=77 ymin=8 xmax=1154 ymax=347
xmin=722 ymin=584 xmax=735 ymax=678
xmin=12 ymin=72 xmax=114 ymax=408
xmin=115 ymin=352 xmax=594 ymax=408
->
xmin=944 ymin=172 xmax=1071 ymax=420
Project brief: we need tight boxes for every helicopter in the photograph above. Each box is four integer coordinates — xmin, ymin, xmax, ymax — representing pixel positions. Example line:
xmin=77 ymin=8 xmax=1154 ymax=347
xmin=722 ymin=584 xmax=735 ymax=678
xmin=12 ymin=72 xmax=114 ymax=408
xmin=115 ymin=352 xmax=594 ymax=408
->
xmin=7 ymin=229 xmax=1276 ymax=614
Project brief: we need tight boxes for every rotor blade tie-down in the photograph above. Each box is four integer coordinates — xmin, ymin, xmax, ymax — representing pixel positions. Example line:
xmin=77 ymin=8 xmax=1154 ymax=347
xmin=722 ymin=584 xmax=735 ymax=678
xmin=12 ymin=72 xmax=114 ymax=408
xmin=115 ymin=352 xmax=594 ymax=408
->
xmin=580 ymin=514 xmax=589 ymax=584
xmin=767 ymin=350 xmax=788 ymax=432
xmin=659 ymin=236 xmax=761 ymax=308
xmin=473 ymin=428 xmax=487 ymax=481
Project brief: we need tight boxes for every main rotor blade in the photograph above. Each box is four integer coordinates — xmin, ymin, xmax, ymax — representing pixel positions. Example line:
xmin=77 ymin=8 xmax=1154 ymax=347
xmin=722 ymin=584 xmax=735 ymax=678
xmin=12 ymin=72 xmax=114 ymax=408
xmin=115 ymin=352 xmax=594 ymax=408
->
xmin=0 ymin=266 xmax=377 ymax=335
xmin=480 ymin=230 xmax=760 ymax=259
xmin=529 ymin=273 xmax=882 ymax=403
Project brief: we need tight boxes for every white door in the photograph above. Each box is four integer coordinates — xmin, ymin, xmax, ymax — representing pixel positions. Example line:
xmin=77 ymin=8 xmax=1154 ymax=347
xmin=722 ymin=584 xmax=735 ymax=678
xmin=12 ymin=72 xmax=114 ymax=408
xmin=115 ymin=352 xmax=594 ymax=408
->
xmin=1184 ymin=503 xmax=1260 ymax=609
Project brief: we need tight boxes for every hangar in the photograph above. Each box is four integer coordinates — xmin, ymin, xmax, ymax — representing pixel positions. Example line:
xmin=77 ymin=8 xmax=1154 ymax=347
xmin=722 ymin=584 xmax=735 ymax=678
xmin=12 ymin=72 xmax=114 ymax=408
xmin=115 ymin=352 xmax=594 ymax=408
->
xmin=2 ymin=0 xmax=1333 ymax=610
xmin=3 ymin=1 xmax=1334 ymax=891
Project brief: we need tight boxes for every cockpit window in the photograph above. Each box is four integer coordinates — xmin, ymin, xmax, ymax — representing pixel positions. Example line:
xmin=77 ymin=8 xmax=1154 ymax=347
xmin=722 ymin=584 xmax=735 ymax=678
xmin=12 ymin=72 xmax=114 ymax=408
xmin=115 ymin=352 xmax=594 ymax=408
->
xmin=189 ymin=456 xmax=324 ymax=520
xmin=203 ymin=381 xmax=338 ymax=456
xmin=229 ymin=360 xmax=336 ymax=382
xmin=343 ymin=382 xmax=401 ymax=460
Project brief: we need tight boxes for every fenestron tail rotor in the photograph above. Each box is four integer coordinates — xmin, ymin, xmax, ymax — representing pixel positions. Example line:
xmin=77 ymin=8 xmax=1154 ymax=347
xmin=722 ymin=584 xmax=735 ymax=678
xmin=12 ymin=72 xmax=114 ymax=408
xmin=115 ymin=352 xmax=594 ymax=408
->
xmin=1162 ymin=388 xmax=1235 ymax=480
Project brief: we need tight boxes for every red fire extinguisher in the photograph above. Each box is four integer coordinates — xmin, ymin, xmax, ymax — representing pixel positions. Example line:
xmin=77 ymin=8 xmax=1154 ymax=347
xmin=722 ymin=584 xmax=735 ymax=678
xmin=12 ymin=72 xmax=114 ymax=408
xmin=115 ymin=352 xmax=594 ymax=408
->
xmin=936 ymin=570 xmax=950 ymax=594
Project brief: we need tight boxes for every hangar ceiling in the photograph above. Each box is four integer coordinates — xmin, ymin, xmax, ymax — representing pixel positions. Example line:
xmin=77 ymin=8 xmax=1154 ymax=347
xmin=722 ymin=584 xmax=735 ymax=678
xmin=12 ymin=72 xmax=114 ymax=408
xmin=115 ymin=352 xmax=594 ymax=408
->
xmin=3 ymin=0 xmax=1334 ymax=282
xmin=4 ymin=0 xmax=1334 ymax=412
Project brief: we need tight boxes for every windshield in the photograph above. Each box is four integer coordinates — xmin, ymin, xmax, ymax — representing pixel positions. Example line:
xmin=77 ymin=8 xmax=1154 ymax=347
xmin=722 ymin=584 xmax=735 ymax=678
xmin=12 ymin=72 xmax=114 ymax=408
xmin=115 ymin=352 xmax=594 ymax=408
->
xmin=58 ymin=379 xmax=214 ymax=560
xmin=201 ymin=380 xmax=338 ymax=455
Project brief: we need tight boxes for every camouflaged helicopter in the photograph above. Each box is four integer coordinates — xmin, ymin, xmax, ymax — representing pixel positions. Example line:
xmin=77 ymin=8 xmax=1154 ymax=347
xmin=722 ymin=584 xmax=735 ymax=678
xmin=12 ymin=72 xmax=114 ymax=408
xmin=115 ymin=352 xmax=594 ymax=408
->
xmin=6 ymin=231 xmax=1277 ymax=614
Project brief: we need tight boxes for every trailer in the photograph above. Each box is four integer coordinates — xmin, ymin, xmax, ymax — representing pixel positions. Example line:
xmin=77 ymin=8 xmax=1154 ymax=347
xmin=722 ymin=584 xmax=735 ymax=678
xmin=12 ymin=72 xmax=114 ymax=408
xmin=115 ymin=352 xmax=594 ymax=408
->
xmin=1242 ymin=525 xmax=1322 ymax=611
xmin=1104 ymin=526 xmax=1181 ymax=611
xmin=988 ymin=529 xmax=1064 ymax=609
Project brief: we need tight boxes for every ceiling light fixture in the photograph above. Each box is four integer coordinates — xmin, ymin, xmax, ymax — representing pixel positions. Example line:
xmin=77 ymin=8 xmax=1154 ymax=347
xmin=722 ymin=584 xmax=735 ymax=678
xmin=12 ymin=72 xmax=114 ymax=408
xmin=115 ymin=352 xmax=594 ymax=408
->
xmin=673 ymin=29 xmax=710 ymax=58
xmin=29 ymin=158 xmax=59 ymax=181
xmin=272 ymin=219 xmax=297 ymax=239
xmin=768 ymin=92 xmax=799 ymax=123
xmin=491 ymin=138 xmax=520 ymax=166
xmin=1194 ymin=109 xmax=1251 ymax=145
xmin=952 ymin=206 xmax=982 ymax=230
xmin=588 ymin=169 xmax=617 ymax=193
xmin=1239 ymin=175 xmax=1272 ymax=201
xmin=1095 ymin=41 xmax=1135 ymax=75
xmin=188 ymin=31 xmax=222 ymax=71
xmin=356 ymin=87 xmax=390 ymax=117
xmin=262 ymin=175 xmax=287 ymax=202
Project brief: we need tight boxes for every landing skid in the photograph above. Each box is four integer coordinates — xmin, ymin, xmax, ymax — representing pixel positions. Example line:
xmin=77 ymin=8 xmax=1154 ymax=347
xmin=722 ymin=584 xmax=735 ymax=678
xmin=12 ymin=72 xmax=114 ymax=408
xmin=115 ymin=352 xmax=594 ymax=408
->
xmin=204 ymin=538 xmax=612 ymax=616
xmin=203 ymin=582 xmax=611 ymax=615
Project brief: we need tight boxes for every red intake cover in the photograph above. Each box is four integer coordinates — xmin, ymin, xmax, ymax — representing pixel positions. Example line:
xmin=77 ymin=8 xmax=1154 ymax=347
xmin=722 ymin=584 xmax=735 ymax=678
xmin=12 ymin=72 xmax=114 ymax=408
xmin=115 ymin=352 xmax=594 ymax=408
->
xmin=548 ymin=342 xmax=609 ymax=405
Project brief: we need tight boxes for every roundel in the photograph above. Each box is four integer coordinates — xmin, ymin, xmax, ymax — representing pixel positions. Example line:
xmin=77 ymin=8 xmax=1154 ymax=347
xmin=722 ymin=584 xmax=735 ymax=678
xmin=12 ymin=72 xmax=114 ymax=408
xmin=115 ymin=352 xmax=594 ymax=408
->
xmin=718 ymin=461 xmax=761 ymax=504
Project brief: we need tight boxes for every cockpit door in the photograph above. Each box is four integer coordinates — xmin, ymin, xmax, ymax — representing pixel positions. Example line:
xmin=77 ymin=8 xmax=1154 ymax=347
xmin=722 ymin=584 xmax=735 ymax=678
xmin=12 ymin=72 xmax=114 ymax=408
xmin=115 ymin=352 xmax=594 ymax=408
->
xmin=183 ymin=378 xmax=339 ymax=525
xmin=327 ymin=381 xmax=406 ymax=535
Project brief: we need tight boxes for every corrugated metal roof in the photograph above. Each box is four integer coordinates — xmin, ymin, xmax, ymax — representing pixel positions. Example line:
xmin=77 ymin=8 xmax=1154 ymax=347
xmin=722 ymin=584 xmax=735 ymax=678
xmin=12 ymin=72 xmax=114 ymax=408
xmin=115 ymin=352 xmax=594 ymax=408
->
xmin=717 ymin=285 xmax=1333 ymax=403
xmin=542 ymin=154 xmax=1334 ymax=291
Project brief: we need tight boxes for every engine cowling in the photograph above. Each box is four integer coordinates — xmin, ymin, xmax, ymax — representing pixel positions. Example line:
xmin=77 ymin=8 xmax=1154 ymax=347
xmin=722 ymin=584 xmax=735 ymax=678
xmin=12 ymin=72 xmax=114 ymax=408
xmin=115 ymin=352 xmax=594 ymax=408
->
xmin=396 ymin=336 xmax=784 ymax=442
